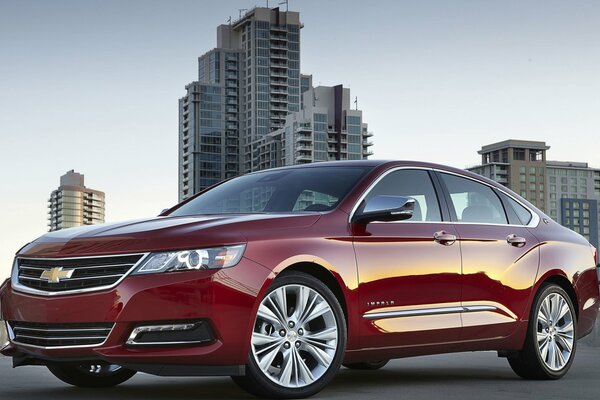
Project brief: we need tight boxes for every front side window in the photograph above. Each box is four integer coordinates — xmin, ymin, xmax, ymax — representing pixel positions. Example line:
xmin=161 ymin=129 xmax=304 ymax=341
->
xmin=440 ymin=173 xmax=508 ymax=224
xmin=362 ymin=169 xmax=442 ymax=222
xmin=170 ymin=167 xmax=371 ymax=216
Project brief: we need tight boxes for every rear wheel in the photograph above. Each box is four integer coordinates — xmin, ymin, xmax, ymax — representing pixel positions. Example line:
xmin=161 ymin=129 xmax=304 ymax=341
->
xmin=232 ymin=272 xmax=347 ymax=399
xmin=47 ymin=362 xmax=136 ymax=387
xmin=507 ymin=283 xmax=576 ymax=379
xmin=343 ymin=360 xmax=389 ymax=370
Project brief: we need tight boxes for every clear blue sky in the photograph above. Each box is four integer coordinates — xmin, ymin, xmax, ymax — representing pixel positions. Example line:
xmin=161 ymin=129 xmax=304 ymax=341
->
xmin=1 ymin=0 xmax=599 ymax=278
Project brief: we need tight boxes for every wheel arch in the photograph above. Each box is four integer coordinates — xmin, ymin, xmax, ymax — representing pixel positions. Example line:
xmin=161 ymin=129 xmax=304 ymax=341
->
xmin=279 ymin=261 xmax=349 ymax=324
xmin=540 ymin=274 xmax=579 ymax=319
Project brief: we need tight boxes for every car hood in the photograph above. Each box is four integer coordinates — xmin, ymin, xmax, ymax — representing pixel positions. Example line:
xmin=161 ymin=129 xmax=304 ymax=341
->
xmin=18 ymin=213 xmax=322 ymax=258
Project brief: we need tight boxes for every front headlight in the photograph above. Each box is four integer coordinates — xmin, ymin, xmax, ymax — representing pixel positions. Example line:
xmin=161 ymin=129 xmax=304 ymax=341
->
xmin=132 ymin=244 xmax=246 ymax=275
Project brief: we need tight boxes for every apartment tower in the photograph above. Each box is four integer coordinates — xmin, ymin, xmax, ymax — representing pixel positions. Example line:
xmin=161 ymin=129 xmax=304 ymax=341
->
xmin=48 ymin=170 xmax=105 ymax=231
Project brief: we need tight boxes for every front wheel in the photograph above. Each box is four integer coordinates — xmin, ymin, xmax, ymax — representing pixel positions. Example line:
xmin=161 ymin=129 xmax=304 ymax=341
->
xmin=47 ymin=363 xmax=136 ymax=387
xmin=232 ymin=272 xmax=347 ymax=399
xmin=507 ymin=283 xmax=577 ymax=379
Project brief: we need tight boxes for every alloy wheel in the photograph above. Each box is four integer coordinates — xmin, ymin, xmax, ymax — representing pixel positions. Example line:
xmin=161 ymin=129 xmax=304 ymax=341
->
xmin=251 ymin=284 xmax=339 ymax=388
xmin=536 ymin=292 xmax=574 ymax=371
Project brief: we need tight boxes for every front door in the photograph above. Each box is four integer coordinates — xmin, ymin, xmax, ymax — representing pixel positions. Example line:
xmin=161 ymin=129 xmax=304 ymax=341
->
xmin=353 ymin=169 xmax=463 ymax=349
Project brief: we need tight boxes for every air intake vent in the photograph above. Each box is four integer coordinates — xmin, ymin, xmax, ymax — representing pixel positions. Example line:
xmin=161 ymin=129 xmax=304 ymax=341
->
xmin=9 ymin=321 xmax=113 ymax=348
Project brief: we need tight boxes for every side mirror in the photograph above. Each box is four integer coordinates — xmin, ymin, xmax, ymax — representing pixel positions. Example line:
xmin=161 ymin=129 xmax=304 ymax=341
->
xmin=352 ymin=195 xmax=415 ymax=224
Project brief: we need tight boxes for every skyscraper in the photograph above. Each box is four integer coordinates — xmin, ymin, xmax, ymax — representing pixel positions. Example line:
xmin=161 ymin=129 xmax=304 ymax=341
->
xmin=253 ymin=84 xmax=374 ymax=170
xmin=48 ymin=170 xmax=105 ymax=231
xmin=178 ymin=7 xmax=373 ymax=201
xmin=468 ymin=140 xmax=600 ymax=248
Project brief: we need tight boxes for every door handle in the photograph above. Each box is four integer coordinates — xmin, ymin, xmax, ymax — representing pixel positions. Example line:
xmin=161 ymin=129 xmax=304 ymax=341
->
xmin=434 ymin=231 xmax=456 ymax=246
xmin=506 ymin=234 xmax=526 ymax=247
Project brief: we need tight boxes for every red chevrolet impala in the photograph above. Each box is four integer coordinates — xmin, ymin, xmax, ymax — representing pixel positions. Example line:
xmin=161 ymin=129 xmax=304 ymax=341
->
xmin=1 ymin=160 xmax=598 ymax=398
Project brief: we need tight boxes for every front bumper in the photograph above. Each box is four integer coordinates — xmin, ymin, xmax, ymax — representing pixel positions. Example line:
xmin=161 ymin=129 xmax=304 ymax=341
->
xmin=0 ymin=257 xmax=272 ymax=374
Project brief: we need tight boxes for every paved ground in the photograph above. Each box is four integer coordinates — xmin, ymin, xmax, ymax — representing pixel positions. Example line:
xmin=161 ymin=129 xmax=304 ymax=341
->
xmin=0 ymin=346 xmax=598 ymax=399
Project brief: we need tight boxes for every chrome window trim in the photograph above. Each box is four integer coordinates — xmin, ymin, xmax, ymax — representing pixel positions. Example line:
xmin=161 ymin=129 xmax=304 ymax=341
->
xmin=11 ymin=253 xmax=150 ymax=297
xmin=348 ymin=166 xmax=540 ymax=228
xmin=7 ymin=322 xmax=115 ymax=350
xmin=363 ymin=305 xmax=497 ymax=320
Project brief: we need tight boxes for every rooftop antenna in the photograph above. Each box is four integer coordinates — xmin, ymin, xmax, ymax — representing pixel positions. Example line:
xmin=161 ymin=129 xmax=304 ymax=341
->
xmin=312 ymin=89 xmax=318 ymax=107
xmin=227 ymin=16 xmax=231 ymax=25
xmin=238 ymin=8 xmax=247 ymax=18
xmin=354 ymin=96 xmax=358 ymax=110
xmin=279 ymin=0 xmax=289 ymax=11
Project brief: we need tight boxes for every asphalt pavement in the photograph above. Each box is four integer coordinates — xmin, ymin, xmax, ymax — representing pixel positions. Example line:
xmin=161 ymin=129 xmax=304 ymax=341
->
xmin=0 ymin=345 xmax=598 ymax=400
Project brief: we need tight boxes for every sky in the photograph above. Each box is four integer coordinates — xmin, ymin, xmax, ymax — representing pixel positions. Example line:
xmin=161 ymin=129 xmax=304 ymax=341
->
xmin=0 ymin=0 xmax=599 ymax=280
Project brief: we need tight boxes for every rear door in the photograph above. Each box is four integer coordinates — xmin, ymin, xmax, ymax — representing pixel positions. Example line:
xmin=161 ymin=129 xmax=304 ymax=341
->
xmin=436 ymin=172 xmax=540 ymax=342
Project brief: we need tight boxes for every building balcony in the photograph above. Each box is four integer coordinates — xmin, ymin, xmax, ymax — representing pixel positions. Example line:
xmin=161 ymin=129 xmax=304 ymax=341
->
xmin=362 ymin=140 xmax=374 ymax=147
xmin=226 ymin=90 xmax=238 ymax=96
xmin=226 ymin=98 xmax=237 ymax=105
xmin=270 ymin=97 xmax=288 ymax=104
xmin=225 ymin=63 xmax=238 ymax=70
xmin=270 ymin=88 xmax=288 ymax=95
xmin=363 ymin=131 xmax=374 ymax=138
xmin=270 ymin=25 xmax=287 ymax=32
xmin=270 ymin=70 xmax=288 ymax=78
xmin=295 ymin=154 xmax=312 ymax=162
xmin=363 ymin=150 xmax=374 ymax=157
xmin=270 ymin=43 xmax=287 ymax=51
xmin=271 ymin=61 xmax=288 ymax=68
xmin=270 ymin=52 xmax=288 ymax=60
xmin=297 ymin=134 xmax=312 ymax=143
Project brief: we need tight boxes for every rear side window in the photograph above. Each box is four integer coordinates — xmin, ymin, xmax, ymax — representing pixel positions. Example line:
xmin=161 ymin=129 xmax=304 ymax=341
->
xmin=504 ymin=194 xmax=533 ymax=225
xmin=363 ymin=169 xmax=442 ymax=222
xmin=440 ymin=173 xmax=508 ymax=224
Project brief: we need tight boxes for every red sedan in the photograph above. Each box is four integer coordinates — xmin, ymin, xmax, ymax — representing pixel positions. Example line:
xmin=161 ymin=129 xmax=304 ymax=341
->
xmin=1 ymin=161 xmax=598 ymax=398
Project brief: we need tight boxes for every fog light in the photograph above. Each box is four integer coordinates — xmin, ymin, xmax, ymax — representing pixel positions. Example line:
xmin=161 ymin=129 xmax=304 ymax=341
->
xmin=126 ymin=321 xmax=214 ymax=346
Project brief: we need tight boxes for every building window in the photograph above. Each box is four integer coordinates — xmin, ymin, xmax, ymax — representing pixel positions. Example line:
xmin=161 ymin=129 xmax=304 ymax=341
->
xmin=530 ymin=150 xmax=543 ymax=161
xmin=514 ymin=149 xmax=525 ymax=160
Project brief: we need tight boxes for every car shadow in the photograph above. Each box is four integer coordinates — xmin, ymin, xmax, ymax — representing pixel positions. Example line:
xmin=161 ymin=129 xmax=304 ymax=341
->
xmin=8 ymin=365 xmax=520 ymax=400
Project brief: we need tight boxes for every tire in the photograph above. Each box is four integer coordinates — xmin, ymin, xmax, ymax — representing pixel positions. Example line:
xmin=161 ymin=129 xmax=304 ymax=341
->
xmin=343 ymin=360 xmax=389 ymax=370
xmin=507 ymin=283 xmax=577 ymax=380
xmin=47 ymin=363 xmax=136 ymax=388
xmin=232 ymin=271 xmax=347 ymax=399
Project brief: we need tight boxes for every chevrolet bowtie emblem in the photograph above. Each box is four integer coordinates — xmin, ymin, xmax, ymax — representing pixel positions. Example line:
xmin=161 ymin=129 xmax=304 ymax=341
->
xmin=40 ymin=267 xmax=75 ymax=283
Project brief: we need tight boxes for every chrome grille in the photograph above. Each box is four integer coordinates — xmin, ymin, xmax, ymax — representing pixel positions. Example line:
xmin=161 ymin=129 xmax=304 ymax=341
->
xmin=17 ymin=254 xmax=144 ymax=293
xmin=9 ymin=321 xmax=113 ymax=347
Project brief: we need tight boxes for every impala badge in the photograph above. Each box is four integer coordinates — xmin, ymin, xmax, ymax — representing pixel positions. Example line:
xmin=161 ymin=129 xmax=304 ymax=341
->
xmin=40 ymin=267 xmax=75 ymax=283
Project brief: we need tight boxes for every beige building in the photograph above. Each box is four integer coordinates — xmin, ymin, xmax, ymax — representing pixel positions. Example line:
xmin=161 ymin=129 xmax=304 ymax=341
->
xmin=468 ymin=140 xmax=600 ymax=249
xmin=468 ymin=139 xmax=550 ymax=211
xmin=48 ymin=170 xmax=105 ymax=231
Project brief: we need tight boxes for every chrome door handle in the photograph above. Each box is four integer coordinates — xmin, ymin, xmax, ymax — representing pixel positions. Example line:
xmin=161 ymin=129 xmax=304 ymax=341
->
xmin=507 ymin=234 xmax=526 ymax=247
xmin=434 ymin=231 xmax=456 ymax=246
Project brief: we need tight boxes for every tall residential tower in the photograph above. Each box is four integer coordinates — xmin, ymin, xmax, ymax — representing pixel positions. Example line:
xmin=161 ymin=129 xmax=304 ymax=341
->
xmin=178 ymin=7 xmax=373 ymax=201
xmin=48 ymin=170 xmax=105 ymax=231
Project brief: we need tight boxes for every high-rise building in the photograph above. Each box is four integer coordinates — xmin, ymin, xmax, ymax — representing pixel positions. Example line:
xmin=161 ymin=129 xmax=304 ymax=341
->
xmin=48 ymin=170 xmax=105 ymax=232
xmin=468 ymin=140 xmax=600 ymax=248
xmin=253 ymin=84 xmax=374 ymax=170
xmin=178 ymin=7 xmax=373 ymax=201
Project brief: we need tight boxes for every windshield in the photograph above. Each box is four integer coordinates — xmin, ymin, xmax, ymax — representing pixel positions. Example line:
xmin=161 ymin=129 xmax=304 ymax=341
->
xmin=169 ymin=166 xmax=372 ymax=216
